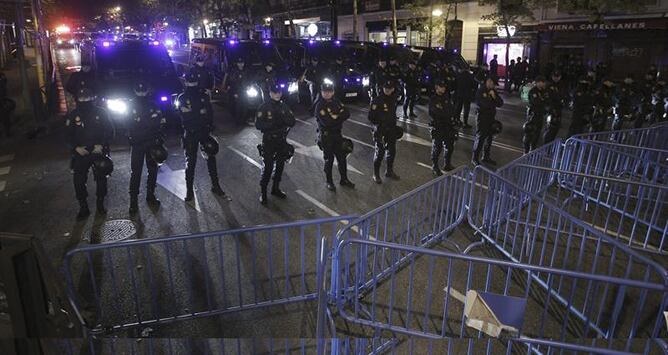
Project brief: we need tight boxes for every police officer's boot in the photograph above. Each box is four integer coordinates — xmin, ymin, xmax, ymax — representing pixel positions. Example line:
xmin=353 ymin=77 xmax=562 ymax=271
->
xmin=481 ymin=156 xmax=497 ymax=165
xmin=260 ymin=185 xmax=268 ymax=205
xmin=129 ymin=195 xmax=139 ymax=215
xmin=373 ymin=161 xmax=382 ymax=184
xmin=271 ymin=180 xmax=287 ymax=198
xmin=444 ymin=153 xmax=455 ymax=171
xmin=211 ymin=181 xmax=225 ymax=197
xmin=185 ymin=181 xmax=195 ymax=202
xmin=432 ymin=161 xmax=443 ymax=177
xmin=340 ymin=169 xmax=355 ymax=189
xmin=96 ymin=198 xmax=107 ymax=214
xmin=146 ymin=190 xmax=161 ymax=207
xmin=385 ymin=162 xmax=400 ymax=180
xmin=77 ymin=200 xmax=90 ymax=220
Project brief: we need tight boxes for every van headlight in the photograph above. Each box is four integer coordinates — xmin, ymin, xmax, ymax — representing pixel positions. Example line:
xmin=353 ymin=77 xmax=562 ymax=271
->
xmin=323 ymin=77 xmax=333 ymax=85
xmin=288 ymin=81 xmax=298 ymax=94
xmin=362 ymin=76 xmax=370 ymax=87
xmin=106 ymin=99 xmax=128 ymax=114
xmin=246 ymin=86 xmax=259 ymax=98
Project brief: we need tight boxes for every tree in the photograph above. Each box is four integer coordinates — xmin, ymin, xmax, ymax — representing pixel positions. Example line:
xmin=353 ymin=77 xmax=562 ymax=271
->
xmin=558 ymin=0 xmax=646 ymax=22
xmin=403 ymin=0 xmax=458 ymax=47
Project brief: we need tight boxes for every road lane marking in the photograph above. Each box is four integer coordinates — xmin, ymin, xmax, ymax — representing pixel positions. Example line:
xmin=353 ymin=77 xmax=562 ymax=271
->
xmin=0 ymin=181 xmax=5 ymax=192
xmin=402 ymin=133 xmax=432 ymax=147
xmin=348 ymin=118 xmax=374 ymax=128
xmin=156 ymin=165 xmax=201 ymax=212
xmin=444 ymin=286 xmax=467 ymax=303
xmin=0 ymin=166 xmax=10 ymax=175
xmin=417 ymin=162 xmax=432 ymax=169
xmin=0 ymin=154 xmax=15 ymax=164
xmin=343 ymin=135 xmax=374 ymax=149
xmin=287 ymin=139 xmax=365 ymax=176
xmin=295 ymin=189 xmax=363 ymax=235
xmin=227 ymin=146 xmax=262 ymax=169
xmin=295 ymin=118 xmax=314 ymax=126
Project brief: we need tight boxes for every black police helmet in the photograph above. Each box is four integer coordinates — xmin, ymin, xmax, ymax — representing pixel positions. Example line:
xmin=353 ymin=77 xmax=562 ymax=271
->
xmin=321 ymin=82 xmax=335 ymax=91
xmin=235 ymin=56 xmax=245 ymax=63
xmin=93 ymin=155 xmax=114 ymax=177
xmin=77 ymin=87 xmax=96 ymax=102
xmin=184 ymin=72 xmax=198 ymax=87
xmin=383 ymin=80 xmax=395 ymax=89
xmin=341 ymin=138 xmax=354 ymax=155
xmin=149 ymin=144 xmax=168 ymax=164
xmin=491 ymin=120 xmax=503 ymax=135
xmin=200 ymin=135 xmax=219 ymax=158
xmin=435 ymin=79 xmax=447 ymax=88
xmin=134 ymin=82 xmax=149 ymax=97
xmin=269 ymin=82 xmax=282 ymax=93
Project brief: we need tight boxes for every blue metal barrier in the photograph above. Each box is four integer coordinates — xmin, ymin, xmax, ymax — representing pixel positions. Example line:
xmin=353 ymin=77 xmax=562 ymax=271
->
xmin=570 ymin=122 xmax=668 ymax=151
xmin=63 ymin=216 xmax=354 ymax=336
xmin=332 ymin=166 xmax=470 ymax=298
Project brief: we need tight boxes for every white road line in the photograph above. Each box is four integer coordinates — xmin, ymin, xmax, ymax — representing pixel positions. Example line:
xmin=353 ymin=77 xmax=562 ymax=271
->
xmin=295 ymin=189 xmax=362 ymax=235
xmin=417 ymin=162 xmax=432 ymax=169
xmin=286 ymin=138 xmax=307 ymax=149
xmin=0 ymin=166 xmax=10 ymax=175
xmin=402 ymin=133 xmax=432 ymax=147
xmin=348 ymin=118 xmax=374 ymax=128
xmin=444 ymin=286 xmax=467 ymax=303
xmin=343 ymin=135 xmax=375 ymax=149
xmin=227 ymin=146 xmax=262 ymax=169
xmin=0 ymin=181 xmax=5 ymax=192
xmin=0 ymin=154 xmax=15 ymax=164
xmin=295 ymin=118 xmax=314 ymax=126
xmin=156 ymin=165 xmax=201 ymax=212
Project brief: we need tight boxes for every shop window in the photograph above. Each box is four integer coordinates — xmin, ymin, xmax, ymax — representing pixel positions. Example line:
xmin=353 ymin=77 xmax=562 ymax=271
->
xmin=484 ymin=42 xmax=526 ymax=76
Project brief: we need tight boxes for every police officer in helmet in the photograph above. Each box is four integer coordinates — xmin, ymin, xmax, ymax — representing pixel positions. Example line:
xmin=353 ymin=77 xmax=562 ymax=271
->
xmin=568 ymin=77 xmax=594 ymax=137
xmin=523 ymin=75 xmax=549 ymax=153
xmin=178 ymin=72 xmax=225 ymax=201
xmin=66 ymin=64 xmax=98 ymax=102
xmin=222 ymin=56 xmax=251 ymax=122
xmin=614 ymin=74 xmax=639 ymax=130
xmin=255 ymin=82 xmax=296 ymax=204
xmin=66 ymin=87 xmax=113 ymax=219
xmin=403 ymin=60 xmax=420 ymax=119
xmin=368 ymin=79 xmax=401 ymax=183
xmin=315 ymin=82 xmax=355 ymax=191
xmin=472 ymin=77 xmax=503 ymax=165
xmin=189 ymin=56 xmax=214 ymax=93
xmin=592 ymin=78 xmax=616 ymax=132
xmin=429 ymin=79 xmax=457 ymax=176
xmin=128 ymin=81 xmax=166 ymax=214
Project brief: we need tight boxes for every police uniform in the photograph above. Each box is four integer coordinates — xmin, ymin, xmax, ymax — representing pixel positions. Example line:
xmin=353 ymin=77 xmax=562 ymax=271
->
xmin=453 ymin=69 xmax=476 ymax=127
xmin=329 ymin=58 xmax=347 ymax=99
xmin=592 ymin=82 xmax=616 ymax=132
xmin=650 ymin=81 xmax=667 ymax=124
xmin=178 ymin=78 xmax=224 ymax=201
xmin=65 ymin=69 xmax=97 ymax=100
xmin=189 ymin=64 xmax=214 ymax=92
xmin=370 ymin=62 xmax=390 ymax=99
xmin=128 ymin=85 xmax=165 ymax=213
xmin=387 ymin=61 xmax=403 ymax=100
xmin=544 ymin=74 xmax=569 ymax=144
xmin=66 ymin=92 xmax=113 ymax=218
xmin=257 ymin=63 xmax=278 ymax=102
xmin=429 ymin=82 xmax=457 ymax=176
xmin=613 ymin=79 xmax=639 ymax=130
xmin=402 ymin=64 xmax=420 ymax=118
xmin=523 ymin=82 xmax=550 ymax=153
xmin=255 ymin=84 xmax=296 ymax=204
xmin=472 ymin=84 xmax=503 ymax=164
xmin=638 ymin=73 xmax=657 ymax=128
xmin=303 ymin=60 xmax=329 ymax=105
xmin=568 ymin=79 xmax=594 ymax=137
xmin=368 ymin=80 xmax=400 ymax=183
xmin=315 ymin=84 xmax=354 ymax=190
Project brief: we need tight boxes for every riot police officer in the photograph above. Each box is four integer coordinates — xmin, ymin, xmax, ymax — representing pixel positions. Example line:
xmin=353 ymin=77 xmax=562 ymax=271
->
xmin=387 ymin=57 xmax=403 ymax=99
xmin=592 ymin=78 xmax=616 ymax=132
xmin=402 ymin=60 xmax=420 ymax=119
xmin=66 ymin=64 xmax=98 ymax=101
xmin=222 ymin=56 xmax=252 ymax=121
xmin=651 ymin=80 xmax=667 ymax=124
xmin=189 ymin=56 xmax=214 ymax=93
xmin=66 ymin=88 xmax=113 ymax=219
xmin=369 ymin=79 xmax=401 ymax=183
xmin=454 ymin=67 xmax=476 ymax=128
xmin=257 ymin=61 xmax=278 ymax=102
xmin=522 ymin=76 xmax=549 ymax=153
xmin=177 ymin=72 xmax=225 ymax=201
xmin=329 ymin=56 xmax=347 ymax=99
xmin=302 ymin=57 xmax=328 ymax=106
xmin=638 ymin=71 xmax=657 ymax=128
xmin=567 ymin=78 xmax=594 ymax=137
xmin=613 ymin=75 xmax=639 ymax=130
xmin=127 ymin=82 xmax=165 ymax=215
xmin=472 ymin=77 xmax=503 ymax=165
xmin=370 ymin=57 xmax=390 ymax=99
xmin=255 ymin=83 xmax=296 ymax=204
xmin=315 ymin=82 xmax=355 ymax=191
xmin=544 ymin=71 xmax=569 ymax=144
xmin=429 ymin=80 xmax=457 ymax=176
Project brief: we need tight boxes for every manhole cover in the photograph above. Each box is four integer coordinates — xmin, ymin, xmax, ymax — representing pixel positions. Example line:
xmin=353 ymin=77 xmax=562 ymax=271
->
xmin=100 ymin=219 xmax=137 ymax=243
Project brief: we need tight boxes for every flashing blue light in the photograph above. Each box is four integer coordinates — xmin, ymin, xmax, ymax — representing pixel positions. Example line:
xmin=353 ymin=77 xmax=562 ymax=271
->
xmin=160 ymin=96 xmax=168 ymax=102
xmin=425 ymin=75 xmax=430 ymax=79
xmin=263 ymin=40 xmax=270 ymax=45
xmin=152 ymin=40 xmax=160 ymax=46
xmin=335 ymin=40 xmax=341 ymax=45
xmin=280 ymin=83 xmax=286 ymax=88
xmin=356 ymin=78 xmax=361 ymax=82
xmin=228 ymin=40 xmax=236 ymax=45
xmin=453 ymin=48 xmax=458 ymax=53
xmin=309 ymin=40 xmax=315 ymax=45
xmin=102 ymin=41 xmax=111 ymax=47
xmin=344 ymin=78 xmax=348 ymax=82
xmin=382 ymin=42 xmax=388 ymax=46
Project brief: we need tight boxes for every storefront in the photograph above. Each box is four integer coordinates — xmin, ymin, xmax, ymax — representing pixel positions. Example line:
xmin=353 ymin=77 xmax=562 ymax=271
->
xmin=536 ymin=18 xmax=668 ymax=78
xmin=478 ymin=25 xmax=537 ymax=76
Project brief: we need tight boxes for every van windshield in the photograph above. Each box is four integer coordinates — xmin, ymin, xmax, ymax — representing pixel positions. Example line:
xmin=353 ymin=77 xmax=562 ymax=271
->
xmin=97 ymin=47 xmax=175 ymax=77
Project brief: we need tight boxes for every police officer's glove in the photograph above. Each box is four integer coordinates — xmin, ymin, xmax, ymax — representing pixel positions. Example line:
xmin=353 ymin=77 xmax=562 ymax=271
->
xmin=75 ymin=146 xmax=89 ymax=156
xmin=92 ymin=145 xmax=103 ymax=154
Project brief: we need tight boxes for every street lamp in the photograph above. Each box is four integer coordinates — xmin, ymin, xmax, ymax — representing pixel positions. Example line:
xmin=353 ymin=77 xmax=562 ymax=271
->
xmin=431 ymin=9 xmax=443 ymax=17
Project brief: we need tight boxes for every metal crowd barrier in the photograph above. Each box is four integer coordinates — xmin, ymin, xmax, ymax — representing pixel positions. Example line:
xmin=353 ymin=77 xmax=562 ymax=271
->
xmin=330 ymin=167 xmax=667 ymax=354
xmin=332 ymin=166 xmax=470 ymax=297
xmin=571 ymin=122 xmax=668 ymax=151
xmin=63 ymin=216 xmax=353 ymax=336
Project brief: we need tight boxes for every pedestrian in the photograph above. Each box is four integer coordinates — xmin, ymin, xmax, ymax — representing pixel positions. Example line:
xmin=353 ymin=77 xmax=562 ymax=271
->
xmin=429 ymin=79 xmax=457 ymax=176
xmin=523 ymin=76 xmax=549 ymax=153
xmin=592 ymin=78 xmax=616 ymax=132
xmin=489 ymin=54 xmax=499 ymax=85
xmin=255 ymin=83 xmax=296 ymax=204
xmin=453 ymin=67 xmax=476 ymax=128
xmin=369 ymin=79 xmax=401 ymax=183
xmin=472 ymin=77 xmax=503 ymax=165
xmin=402 ymin=60 xmax=420 ymax=119
xmin=177 ymin=72 xmax=225 ymax=201
xmin=567 ymin=77 xmax=594 ymax=137
xmin=544 ymin=71 xmax=569 ymax=144
xmin=506 ymin=59 xmax=516 ymax=92
xmin=613 ymin=75 xmax=639 ymax=131
xmin=127 ymin=82 xmax=165 ymax=215
xmin=315 ymin=82 xmax=355 ymax=191
xmin=66 ymin=88 xmax=113 ymax=219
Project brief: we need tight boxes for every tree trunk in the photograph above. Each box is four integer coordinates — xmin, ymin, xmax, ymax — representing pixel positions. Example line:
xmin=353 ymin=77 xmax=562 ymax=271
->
xmin=352 ymin=0 xmax=358 ymax=40
xmin=390 ymin=0 xmax=397 ymax=44
xmin=504 ymin=24 xmax=511 ymax=91
xmin=428 ymin=0 xmax=433 ymax=47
